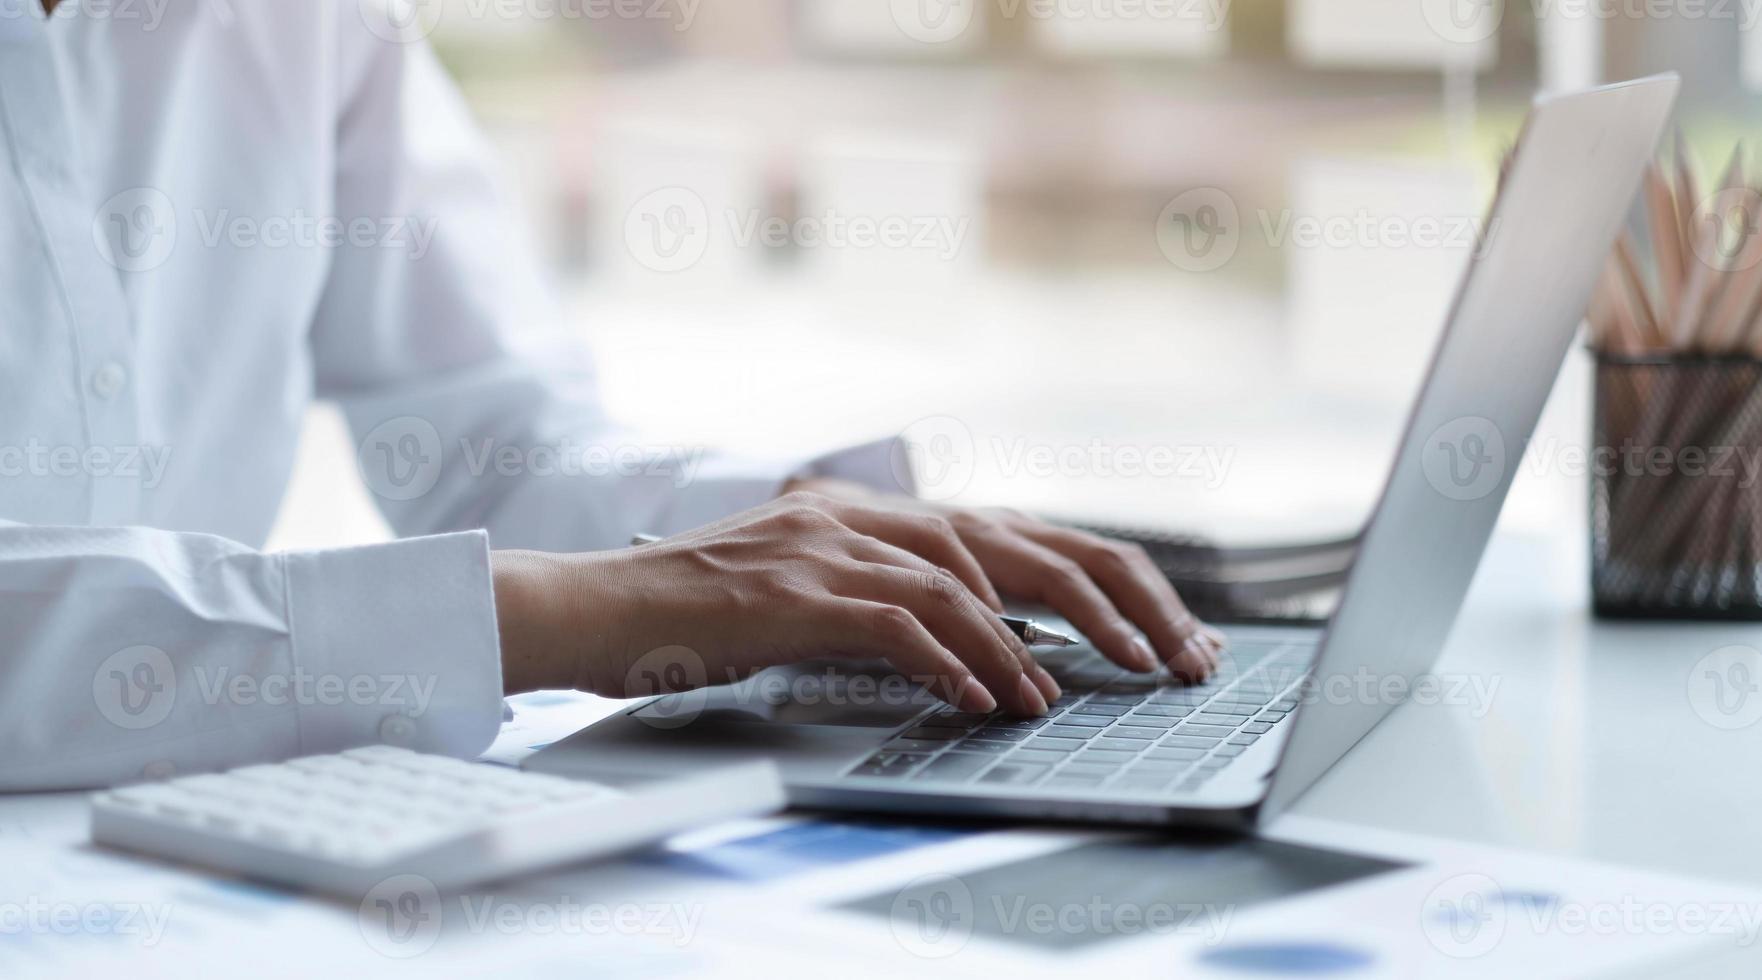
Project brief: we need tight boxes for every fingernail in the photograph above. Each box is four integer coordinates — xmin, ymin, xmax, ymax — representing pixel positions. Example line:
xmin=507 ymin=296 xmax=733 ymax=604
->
xmin=961 ymin=678 xmax=997 ymax=714
xmin=1181 ymin=636 xmax=1213 ymax=680
xmin=1130 ymin=637 xmax=1160 ymax=673
xmin=1016 ymin=674 xmax=1049 ymax=716
xmin=1201 ymin=624 xmax=1228 ymax=648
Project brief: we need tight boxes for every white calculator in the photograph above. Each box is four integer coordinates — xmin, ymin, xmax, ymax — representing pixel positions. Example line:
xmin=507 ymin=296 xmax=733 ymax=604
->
xmin=90 ymin=747 xmax=785 ymax=896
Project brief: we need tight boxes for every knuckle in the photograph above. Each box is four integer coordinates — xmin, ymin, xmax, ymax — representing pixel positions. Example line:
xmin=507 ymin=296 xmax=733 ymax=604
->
xmin=922 ymin=568 xmax=967 ymax=609
xmin=1046 ymin=557 xmax=1088 ymax=592
xmin=867 ymin=604 xmax=918 ymax=636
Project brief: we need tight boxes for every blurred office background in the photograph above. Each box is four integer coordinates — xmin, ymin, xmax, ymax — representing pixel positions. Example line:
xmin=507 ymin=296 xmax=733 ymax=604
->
xmin=273 ymin=0 xmax=1762 ymax=550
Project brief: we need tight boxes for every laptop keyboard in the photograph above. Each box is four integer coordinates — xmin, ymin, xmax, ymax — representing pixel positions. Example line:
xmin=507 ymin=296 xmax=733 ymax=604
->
xmin=839 ymin=639 xmax=1313 ymax=796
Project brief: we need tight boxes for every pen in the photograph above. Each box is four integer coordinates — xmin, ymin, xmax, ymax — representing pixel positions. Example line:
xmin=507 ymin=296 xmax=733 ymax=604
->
xmin=631 ymin=533 xmax=1080 ymax=648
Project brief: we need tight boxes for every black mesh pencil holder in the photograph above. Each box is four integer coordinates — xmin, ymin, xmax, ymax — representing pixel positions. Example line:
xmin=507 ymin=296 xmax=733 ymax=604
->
xmin=1592 ymin=354 xmax=1762 ymax=619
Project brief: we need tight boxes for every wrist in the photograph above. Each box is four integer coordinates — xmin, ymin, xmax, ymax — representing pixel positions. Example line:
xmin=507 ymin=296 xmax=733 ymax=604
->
xmin=492 ymin=550 xmax=585 ymax=695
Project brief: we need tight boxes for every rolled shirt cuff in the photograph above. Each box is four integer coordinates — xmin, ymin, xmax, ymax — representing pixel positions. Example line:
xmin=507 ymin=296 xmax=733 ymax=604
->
xmin=282 ymin=530 xmax=505 ymax=760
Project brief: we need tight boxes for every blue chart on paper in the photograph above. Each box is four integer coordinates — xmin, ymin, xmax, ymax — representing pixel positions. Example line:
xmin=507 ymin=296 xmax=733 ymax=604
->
xmin=1199 ymin=942 xmax=1378 ymax=974
xmin=650 ymin=821 xmax=968 ymax=882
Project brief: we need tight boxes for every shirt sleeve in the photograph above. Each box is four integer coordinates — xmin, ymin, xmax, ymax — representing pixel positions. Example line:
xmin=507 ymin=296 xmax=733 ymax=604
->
xmin=313 ymin=10 xmax=902 ymax=555
xmin=0 ymin=522 xmax=504 ymax=791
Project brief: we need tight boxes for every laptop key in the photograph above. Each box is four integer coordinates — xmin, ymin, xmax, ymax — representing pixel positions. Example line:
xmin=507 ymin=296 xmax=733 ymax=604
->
xmin=1010 ymin=750 xmax=1065 ymax=766
xmin=921 ymin=711 xmax=993 ymax=728
xmin=884 ymin=739 xmax=955 ymax=753
xmin=1214 ymin=744 xmax=1246 ymax=757
xmin=1146 ymin=747 xmax=1206 ymax=762
xmin=991 ymin=718 xmax=1050 ymax=732
xmin=912 ymin=753 xmax=995 ymax=782
xmin=1108 ymin=726 xmax=1161 ymax=740
xmin=1178 ymin=724 xmax=1236 ymax=738
xmin=1228 ymin=734 xmax=1259 ymax=746
xmin=1086 ymin=693 xmax=1149 ymax=706
xmin=1125 ymin=760 xmax=1187 ymax=775
xmin=1132 ymin=704 xmax=1194 ymax=718
xmin=949 ymin=739 xmax=1014 ymax=755
xmin=901 ymin=726 xmax=965 ymax=741
xmin=1241 ymin=722 xmax=1274 ymax=735
xmin=1195 ymin=703 xmax=1254 ymax=717
xmin=1071 ymin=703 xmax=1130 ymax=717
xmin=1094 ymin=737 xmax=1150 ymax=753
xmin=1161 ymin=735 xmax=1221 ymax=750
xmin=979 ymin=763 xmax=1050 ymax=786
xmin=1056 ymin=714 xmax=1114 ymax=728
xmin=970 ymin=727 xmax=1032 ymax=743
xmin=1024 ymin=737 xmax=1084 ymax=753
xmin=1121 ymin=713 xmax=1179 ymax=729
xmin=1043 ymin=725 xmax=1102 ymax=740
xmin=1189 ymin=714 xmax=1245 ymax=728
xmin=1059 ymin=763 xmax=1117 ymax=777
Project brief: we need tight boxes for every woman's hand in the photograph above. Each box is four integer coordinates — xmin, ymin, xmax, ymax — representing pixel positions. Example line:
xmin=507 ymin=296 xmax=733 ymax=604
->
xmin=494 ymin=492 xmax=1061 ymax=716
xmin=492 ymin=490 xmax=1222 ymax=717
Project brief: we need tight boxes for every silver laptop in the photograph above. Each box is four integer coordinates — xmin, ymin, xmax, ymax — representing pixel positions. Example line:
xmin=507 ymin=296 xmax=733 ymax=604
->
xmin=529 ymin=77 xmax=1679 ymax=829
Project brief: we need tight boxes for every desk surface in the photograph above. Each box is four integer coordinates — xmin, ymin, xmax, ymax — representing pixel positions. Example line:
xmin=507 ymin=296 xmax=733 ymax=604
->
xmin=1290 ymin=527 xmax=1762 ymax=891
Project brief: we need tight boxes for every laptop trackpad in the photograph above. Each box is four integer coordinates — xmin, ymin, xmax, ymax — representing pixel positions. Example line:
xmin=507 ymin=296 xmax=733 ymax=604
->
xmin=630 ymin=661 xmax=939 ymax=729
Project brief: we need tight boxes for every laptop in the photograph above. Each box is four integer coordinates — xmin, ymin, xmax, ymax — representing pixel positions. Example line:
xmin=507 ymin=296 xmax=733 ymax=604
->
xmin=529 ymin=76 xmax=1680 ymax=830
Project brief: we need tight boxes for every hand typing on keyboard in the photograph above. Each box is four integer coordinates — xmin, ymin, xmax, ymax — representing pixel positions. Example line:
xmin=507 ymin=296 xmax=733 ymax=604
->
xmin=492 ymin=490 xmax=1225 ymax=720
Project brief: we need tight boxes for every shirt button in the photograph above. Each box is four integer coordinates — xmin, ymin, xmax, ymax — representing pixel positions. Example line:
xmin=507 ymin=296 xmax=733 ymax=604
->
xmin=379 ymin=714 xmax=418 ymax=746
xmin=91 ymin=362 xmax=128 ymax=400
xmin=142 ymin=761 xmax=176 ymax=781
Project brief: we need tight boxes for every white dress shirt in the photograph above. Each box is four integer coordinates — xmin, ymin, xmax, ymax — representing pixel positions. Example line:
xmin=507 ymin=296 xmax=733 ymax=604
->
xmin=0 ymin=0 xmax=893 ymax=789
